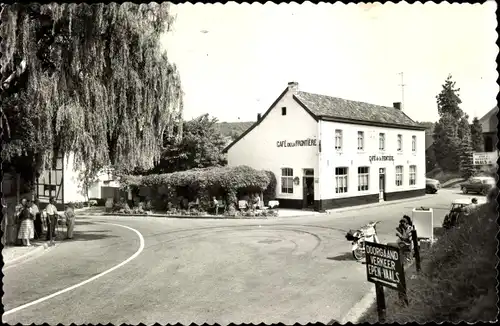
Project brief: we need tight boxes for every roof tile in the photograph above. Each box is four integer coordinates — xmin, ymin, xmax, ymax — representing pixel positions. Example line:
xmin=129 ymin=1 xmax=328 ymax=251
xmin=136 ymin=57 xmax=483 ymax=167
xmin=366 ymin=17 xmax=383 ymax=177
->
xmin=295 ymin=91 xmax=420 ymax=127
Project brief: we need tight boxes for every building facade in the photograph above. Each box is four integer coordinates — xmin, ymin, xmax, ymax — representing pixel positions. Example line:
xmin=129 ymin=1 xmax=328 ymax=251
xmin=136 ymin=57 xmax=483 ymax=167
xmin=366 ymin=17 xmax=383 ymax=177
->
xmin=224 ymin=82 xmax=426 ymax=212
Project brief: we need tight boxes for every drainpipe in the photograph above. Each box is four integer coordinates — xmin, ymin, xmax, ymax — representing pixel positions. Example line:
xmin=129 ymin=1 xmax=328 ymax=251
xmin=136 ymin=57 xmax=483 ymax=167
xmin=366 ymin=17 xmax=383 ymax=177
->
xmin=317 ymin=120 xmax=322 ymax=212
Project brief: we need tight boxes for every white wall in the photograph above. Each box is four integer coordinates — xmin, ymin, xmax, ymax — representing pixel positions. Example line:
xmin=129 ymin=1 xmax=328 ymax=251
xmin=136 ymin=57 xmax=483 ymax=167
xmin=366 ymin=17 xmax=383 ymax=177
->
xmin=227 ymin=88 xmax=319 ymax=201
xmin=63 ymin=152 xmax=87 ymax=203
xmin=88 ymin=170 xmax=119 ymax=199
xmin=319 ymin=120 xmax=426 ymax=200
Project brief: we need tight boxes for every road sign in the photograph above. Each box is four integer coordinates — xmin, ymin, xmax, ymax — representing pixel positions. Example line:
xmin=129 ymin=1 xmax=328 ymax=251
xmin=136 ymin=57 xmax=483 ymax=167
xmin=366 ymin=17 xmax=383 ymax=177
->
xmin=473 ymin=152 xmax=497 ymax=166
xmin=365 ymin=241 xmax=406 ymax=293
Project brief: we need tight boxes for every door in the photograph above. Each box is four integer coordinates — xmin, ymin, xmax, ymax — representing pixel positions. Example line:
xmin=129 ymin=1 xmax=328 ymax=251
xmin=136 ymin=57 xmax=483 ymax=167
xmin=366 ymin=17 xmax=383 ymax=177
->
xmin=302 ymin=169 xmax=315 ymax=209
xmin=379 ymin=168 xmax=385 ymax=201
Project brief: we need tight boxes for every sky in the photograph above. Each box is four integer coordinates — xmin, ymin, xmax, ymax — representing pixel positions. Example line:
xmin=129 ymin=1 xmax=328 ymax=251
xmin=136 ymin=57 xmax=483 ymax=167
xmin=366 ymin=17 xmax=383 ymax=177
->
xmin=161 ymin=1 xmax=498 ymax=123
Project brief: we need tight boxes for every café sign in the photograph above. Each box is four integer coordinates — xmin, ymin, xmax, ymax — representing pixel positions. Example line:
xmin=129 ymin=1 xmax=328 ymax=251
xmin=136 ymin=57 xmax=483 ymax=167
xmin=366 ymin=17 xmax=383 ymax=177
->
xmin=369 ymin=155 xmax=394 ymax=163
xmin=473 ymin=152 xmax=497 ymax=166
xmin=277 ymin=138 xmax=317 ymax=148
xmin=365 ymin=241 xmax=406 ymax=293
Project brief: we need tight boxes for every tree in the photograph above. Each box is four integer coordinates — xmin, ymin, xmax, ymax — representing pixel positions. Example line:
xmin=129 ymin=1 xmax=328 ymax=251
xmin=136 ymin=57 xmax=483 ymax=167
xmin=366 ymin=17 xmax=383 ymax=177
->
xmin=458 ymin=116 xmax=476 ymax=179
xmin=1 ymin=3 xmax=183 ymax=181
xmin=433 ymin=113 xmax=461 ymax=172
xmin=433 ymin=75 xmax=469 ymax=172
xmin=470 ymin=117 xmax=484 ymax=152
xmin=146 ymin=114 xmax=228 ymax=174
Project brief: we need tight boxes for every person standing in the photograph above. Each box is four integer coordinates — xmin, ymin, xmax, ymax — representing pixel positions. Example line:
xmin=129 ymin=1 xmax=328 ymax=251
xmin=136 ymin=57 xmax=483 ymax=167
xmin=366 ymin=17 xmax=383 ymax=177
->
xmin=31 ymin=198 xmax=42 ymax=239
xmin=17 ymin=198 xmax=34 ymax=246
xmin=65 ymin=203 xmax=76 ymax=239
xmin=45 ymin=197 xmax=58 ymax=242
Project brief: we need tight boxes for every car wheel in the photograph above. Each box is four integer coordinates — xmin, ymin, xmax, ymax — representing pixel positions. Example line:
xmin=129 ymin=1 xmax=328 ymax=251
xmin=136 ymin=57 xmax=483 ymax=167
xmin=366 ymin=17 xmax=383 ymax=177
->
xmin=462 ymin=187 xmax=468 ymax=194
xmin=433 ymin=189 xmax=438 ymax=194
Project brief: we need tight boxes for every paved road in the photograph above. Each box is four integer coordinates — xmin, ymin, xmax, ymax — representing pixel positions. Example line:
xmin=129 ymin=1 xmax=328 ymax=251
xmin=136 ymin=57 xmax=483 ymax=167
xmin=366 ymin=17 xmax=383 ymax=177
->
xmin=3 ymin=188 xmax=481 ymax=325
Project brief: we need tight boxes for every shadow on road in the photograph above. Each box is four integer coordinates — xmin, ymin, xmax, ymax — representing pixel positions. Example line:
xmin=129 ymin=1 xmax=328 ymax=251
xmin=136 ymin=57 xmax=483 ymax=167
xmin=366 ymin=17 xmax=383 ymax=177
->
xmin=327 ymin=252 xmax=355 ymax=261
xmin=64 ymin=231 xmax=119 ymax=242
xmin=75 ymin=221 xmax=97 ymax=226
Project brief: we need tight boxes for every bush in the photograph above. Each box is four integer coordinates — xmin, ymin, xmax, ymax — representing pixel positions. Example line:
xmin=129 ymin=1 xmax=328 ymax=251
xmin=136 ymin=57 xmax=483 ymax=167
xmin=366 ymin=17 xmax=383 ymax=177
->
xmin=121 ymin=165 xmax=277 ymax=212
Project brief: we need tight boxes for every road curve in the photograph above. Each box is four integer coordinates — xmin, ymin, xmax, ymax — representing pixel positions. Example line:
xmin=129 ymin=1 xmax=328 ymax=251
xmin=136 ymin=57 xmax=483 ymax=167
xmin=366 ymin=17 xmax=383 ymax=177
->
xmin=3 ymin=189 xmax=466 ymax=324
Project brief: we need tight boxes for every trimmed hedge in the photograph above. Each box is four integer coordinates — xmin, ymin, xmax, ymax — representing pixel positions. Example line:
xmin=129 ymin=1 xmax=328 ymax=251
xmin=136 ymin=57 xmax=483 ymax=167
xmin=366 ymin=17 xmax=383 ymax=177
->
xmin=120 ymin=165 xmax=277 ymax=213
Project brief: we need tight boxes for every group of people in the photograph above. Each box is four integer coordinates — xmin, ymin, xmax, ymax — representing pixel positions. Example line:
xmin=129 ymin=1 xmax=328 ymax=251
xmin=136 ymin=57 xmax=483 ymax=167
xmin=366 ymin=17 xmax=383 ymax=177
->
xmin=15 ymin=196 xmax=77 ymax=246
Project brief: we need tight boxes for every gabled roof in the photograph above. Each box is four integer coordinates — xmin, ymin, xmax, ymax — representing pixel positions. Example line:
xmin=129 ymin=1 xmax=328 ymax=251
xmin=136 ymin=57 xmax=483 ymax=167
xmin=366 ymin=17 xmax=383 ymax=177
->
xmin=223 ymin=83 xmax=426 ymax=153
xmin=479 ymin=106 xmax=498 ymax=133
xmin=294 ymin=91 xmax=422 ymax=128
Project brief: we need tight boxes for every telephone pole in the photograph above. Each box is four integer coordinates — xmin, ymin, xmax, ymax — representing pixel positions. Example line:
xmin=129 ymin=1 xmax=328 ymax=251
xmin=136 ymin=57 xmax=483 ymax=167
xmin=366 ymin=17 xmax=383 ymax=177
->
xmin=399 ymin=72 xmax=405 ymax=111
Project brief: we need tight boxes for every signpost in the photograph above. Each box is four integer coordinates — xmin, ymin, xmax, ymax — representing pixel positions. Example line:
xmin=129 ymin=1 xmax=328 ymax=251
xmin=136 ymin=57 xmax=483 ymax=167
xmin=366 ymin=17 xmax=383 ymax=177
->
xmin=365 ymin=241 xmax=407 ymax=322
xmin=473 ymin=152 xmax=497 ymax=165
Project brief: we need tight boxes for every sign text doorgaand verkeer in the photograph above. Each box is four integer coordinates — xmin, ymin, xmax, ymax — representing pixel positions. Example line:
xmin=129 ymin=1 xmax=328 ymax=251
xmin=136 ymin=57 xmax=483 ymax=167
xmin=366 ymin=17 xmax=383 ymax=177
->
xmin=365 ymin=242 xmax=406 ymax=293
xmin=276 ymin=138 xmax=317 ymax=148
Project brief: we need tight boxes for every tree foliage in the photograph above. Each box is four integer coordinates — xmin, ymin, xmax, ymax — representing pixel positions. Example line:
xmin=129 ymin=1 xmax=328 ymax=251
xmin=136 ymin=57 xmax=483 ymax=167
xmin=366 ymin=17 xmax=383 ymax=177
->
xmin=433 ymin=75 xmax=472 ymax=173
xmin=140 ymin=114 xmax=227 ymax=174
xmin=470 ymin=117 xmax=484 ymax=152
xmin=1 ymin=3 xmax=183 ymax=178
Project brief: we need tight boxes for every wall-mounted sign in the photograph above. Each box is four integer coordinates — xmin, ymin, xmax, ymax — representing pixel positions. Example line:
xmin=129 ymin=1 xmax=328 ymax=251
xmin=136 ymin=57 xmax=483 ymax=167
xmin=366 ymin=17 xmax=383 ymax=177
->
xmin=277 ymin=138 xmax=317 ymax=148
xmin=369 ymin=155 xmax=394 ymax=163
xmin=473 ymin=152 xmax=497 ymax=166
xmin=365 ymin=242 xmax=406 ymax=293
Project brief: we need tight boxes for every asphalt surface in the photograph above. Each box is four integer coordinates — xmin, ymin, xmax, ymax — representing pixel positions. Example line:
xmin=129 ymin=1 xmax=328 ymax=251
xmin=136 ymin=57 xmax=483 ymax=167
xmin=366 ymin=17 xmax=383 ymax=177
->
xmin=2 ymin=188 xmax=482 ymax=325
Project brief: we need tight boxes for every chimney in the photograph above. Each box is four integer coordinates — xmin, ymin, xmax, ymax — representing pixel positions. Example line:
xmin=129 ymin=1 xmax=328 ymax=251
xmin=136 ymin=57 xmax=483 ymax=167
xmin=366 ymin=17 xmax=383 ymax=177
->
xmin=287 ymin=81 xmax=299 ymax=93
xmin=257 ymin=113 xmax=262 ymax=121
xmin=393 ymin=102 xmax=402 ymax=110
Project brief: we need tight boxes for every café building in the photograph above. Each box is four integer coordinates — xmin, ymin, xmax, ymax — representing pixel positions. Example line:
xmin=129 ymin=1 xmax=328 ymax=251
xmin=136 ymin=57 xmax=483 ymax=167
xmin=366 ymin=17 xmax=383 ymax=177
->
xmin=223 ymin=82 xmax=427 ymax=212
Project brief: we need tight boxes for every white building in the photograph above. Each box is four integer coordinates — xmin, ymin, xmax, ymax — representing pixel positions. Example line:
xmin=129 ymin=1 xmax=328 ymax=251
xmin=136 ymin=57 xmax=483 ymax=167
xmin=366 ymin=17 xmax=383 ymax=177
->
xmin=35 ymin=152 xmax=120 ymax=209
xmin=224 ymin=82 xmax=427 ymax=212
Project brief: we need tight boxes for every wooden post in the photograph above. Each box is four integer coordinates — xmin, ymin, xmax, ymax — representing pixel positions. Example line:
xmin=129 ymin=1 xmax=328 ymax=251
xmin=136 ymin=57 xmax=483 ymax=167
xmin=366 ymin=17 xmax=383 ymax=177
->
xmin=398 ymin=290 xmax=409 ymax=307
xmin=411 ymin=228 xmax=421 ymax=273
xmin=375 ymin=283 xmax=386 ymax=323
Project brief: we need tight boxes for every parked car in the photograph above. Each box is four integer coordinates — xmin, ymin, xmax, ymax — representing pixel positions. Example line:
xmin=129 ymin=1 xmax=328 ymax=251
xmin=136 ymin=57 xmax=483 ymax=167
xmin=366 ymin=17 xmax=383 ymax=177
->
xmin=442 ymin=198 xmax=486 ymax=229
xmin=460 ymin=176 xmax=496 ymax=195
xmin=425 ymin=178 xmax=441 ymax=194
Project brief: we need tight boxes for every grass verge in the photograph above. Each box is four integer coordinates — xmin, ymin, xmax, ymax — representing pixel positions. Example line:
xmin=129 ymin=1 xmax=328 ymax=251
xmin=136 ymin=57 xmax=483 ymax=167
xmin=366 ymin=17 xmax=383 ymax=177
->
xmin=358 ymin=190 xmax=499 ymax=323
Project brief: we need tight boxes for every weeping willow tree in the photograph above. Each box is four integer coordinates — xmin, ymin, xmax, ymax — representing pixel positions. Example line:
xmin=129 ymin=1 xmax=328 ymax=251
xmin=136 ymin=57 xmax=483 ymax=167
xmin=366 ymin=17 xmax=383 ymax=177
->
xmin=0 ymin=2 xmax=183 ymax=181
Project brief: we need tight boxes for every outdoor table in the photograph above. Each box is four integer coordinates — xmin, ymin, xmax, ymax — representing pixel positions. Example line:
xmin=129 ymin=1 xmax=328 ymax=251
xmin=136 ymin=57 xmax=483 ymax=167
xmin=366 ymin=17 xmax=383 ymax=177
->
xmin=268 ymin=200 xmax=279 ymax=209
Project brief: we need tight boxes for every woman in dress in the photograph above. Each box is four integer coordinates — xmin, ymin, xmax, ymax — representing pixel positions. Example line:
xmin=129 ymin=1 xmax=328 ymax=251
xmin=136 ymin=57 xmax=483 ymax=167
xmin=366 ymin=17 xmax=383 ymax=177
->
xmin=17 ymin=198 xmax=35 ymax=246
xmin=65 ymin=202 xmax=76 ymax=239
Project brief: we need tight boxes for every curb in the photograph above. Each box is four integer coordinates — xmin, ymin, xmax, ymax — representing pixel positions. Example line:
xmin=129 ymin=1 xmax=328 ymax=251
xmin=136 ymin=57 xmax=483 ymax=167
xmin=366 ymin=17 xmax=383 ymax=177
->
xmin=4 ymin=242 xmax=51 ymax=266
xmin=326 ymin=195 xmax=427 ymax=215
xmin=99 ymin=213 xmax=272 ymax=220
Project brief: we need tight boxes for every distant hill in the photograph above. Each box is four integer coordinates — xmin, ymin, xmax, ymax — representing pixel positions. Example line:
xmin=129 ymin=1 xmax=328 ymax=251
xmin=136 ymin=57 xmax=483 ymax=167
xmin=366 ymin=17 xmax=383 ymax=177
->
xmin=216 ymin=121 xmax=254 ymax=143
xmin=416 ymin=121 xmax=435 ymax=134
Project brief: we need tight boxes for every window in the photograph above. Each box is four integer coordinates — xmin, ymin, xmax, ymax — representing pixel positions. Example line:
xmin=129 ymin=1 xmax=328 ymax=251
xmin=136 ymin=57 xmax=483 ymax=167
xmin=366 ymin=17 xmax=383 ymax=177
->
xmin=395 ymin=165 xmax=403 ymax=186
xmin=358 ymin=167 xmax=369 ymax=191
xmin=335 ymin=130 xmax=343 ymax=151
xmin=379 ymin=133 xmax=385 ymax=151
xmin=281 ymin=168 xmax=293 ymax=193
xmin=412 ymin=135 xmax=417 ymax=152
xmin=409 ymin=165 xmax=416 ymax=185
xmin=281 ymin=107 xmax=287 ymax=115
xmin=357 ymin=131 xmax=364 ymax=150
xmin=335 ymin=167 xmax=348 ymax=193
xmin=397 ymin=134 xmax=403 ymax=151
